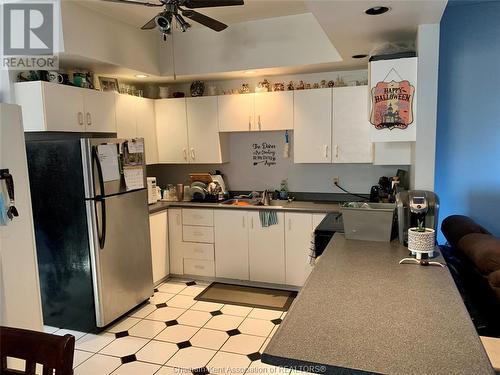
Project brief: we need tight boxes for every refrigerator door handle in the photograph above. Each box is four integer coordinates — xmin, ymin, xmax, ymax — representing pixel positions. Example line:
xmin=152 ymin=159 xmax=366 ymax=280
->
xmin=92 ymin=146 xmax=107 ymax=249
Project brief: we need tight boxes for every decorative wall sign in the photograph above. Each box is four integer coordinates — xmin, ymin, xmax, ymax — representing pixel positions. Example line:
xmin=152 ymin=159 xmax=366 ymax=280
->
xmin=370 ymin=76 xmax=415 ymax=130
xmin=369 ymin=57 xmax=417 ymax=142
xmin=252 ymin=142 xmax=277 ymax=167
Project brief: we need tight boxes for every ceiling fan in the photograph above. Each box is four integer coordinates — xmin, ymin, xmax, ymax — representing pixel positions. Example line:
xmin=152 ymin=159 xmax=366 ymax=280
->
xmin=101 ymin=0 xmax=244 ymax=40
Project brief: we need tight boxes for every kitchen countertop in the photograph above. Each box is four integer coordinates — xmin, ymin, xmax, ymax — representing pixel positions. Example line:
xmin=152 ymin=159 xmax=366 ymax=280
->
xmin=148 ymin=200 xmax=341 ymax=214
xmin=261 ymin=233 xmax=494 ymax=375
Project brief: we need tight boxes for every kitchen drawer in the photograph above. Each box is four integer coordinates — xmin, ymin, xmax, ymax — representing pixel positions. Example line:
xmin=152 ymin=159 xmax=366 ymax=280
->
xmin=183 ymin=225 xmax=214 ymax=243
xmin=183 ymin=259 xmax=215 ymax=277
xmin=184 ymin=242 xmax=214 ymax=260
xmin=182 ymin=209 xmax=213 ymax=226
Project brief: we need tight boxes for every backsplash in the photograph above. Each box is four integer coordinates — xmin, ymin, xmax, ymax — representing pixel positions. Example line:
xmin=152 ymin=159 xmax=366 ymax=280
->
xmin=148 ymin=131 xmax=408 ymax=195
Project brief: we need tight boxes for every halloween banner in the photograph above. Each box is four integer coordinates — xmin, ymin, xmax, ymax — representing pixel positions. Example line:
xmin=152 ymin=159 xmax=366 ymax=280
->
xmin=370 ymin=76 xmax=415 ymax=130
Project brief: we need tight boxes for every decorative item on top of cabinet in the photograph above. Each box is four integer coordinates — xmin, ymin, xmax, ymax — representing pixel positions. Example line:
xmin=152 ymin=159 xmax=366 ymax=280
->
xmin=240 ymin=83 xmax=250 ymax=94
xmin=369 ymin=57 xmax=417 ymax=142
xmin=287 ymin=81 xmax=295 ymax=90
xmin=98 ymin=76 xmax=119 ymax=92
xmin=190 ymin=81 xmax=205 ymax=97
xmin=273 ymin=82 xmax=285 ymax=91
xmin=256 ymin=79 xmax=271 ymax=93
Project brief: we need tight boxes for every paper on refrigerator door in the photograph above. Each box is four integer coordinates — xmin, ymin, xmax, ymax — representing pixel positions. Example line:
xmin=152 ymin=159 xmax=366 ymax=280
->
xmin=127 ymin=139 xmax=144 ymax=154
xmin=123 ymin=167 xmax=144 ymax=190
xmin=97 ymin=144 xmax=120 ymax=182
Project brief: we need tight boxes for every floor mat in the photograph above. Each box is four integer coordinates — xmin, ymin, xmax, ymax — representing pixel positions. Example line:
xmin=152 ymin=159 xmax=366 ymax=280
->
xmin=194 ymin=282 xmax=297 ymax=311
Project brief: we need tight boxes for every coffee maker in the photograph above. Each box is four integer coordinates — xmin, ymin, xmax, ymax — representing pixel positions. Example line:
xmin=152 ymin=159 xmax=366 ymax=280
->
xmin=396 ymin=190 xmax=439 ymax=246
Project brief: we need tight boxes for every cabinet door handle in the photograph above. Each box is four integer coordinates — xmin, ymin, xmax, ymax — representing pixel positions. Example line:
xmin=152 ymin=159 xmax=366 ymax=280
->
xmin=183 ymin=148 xmax=187 ymax=161
xmin=86 ymin=112 xmax=92 ymax=126
xmin=194 ymin=248 xmax=203 ymax=253
xmin=258 ymin=115 xmax=261 ymax=131
xmin=251 ymin=216 xmax=254 ymax=229
xmin=77 ymin=112 xmax=84 ymax=126
xmin=335 ymin=145 xmax=339 ymax=159
xmin=190 ymin=148 xmax=196 ymax=161
xmin=242 ymin=216 xmax=245 ymax=228
xmin=194 ymin=265 xmax=204 ymax=270
xmin=324 ymin=145 xmax=329 ymax=159
xmin=248 ymin=116 xmax=252 ymax=131
xmin=176 ymin=214 xmax=181 ymax=226
xmin=288 ymin=218 xmax=292 ymax=231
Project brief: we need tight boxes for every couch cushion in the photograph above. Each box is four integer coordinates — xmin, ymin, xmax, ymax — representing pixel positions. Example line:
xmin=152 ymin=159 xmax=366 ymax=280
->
xmin=457 ymin=233 xmax=500 ymax=275
xmin=441 ymin=215 xmax=491 ymax=248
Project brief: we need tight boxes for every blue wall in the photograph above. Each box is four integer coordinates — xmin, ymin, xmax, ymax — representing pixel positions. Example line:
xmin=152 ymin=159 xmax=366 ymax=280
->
xmin=435 ymin=0 xmax=500 ymax=242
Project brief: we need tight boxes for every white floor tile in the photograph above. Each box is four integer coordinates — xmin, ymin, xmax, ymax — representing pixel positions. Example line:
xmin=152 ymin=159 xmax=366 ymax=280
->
xmin=76 ymin=333 xmax=115 ymax=353
xmin=177 ymin=310 xmax=212 ymax=327
xmin=248 ymin=308 xmax=283 ymax=320
xmin=150 ymin=292 xmax=176 ymax=305
xmin=73 ymin=350 xmax=93 ymax=367
xmin=207 ymin=351 xmax=251 ymax=374
xmin=135 ymin=340 xmax=178 ymax=365
xmin=155 ymin=324 xmax=199 ymax=344
xmin=204 ymin=315 xmax=244 ymax=331
xmin=54 ymin=329 xmax=87 ymax=340
xmin=221 ymin=334 xmax=265 ymax=355
xmin=167 ymin=295 xmax=197 ymax=309
xmin=99 ymin=336 xmax=149 ymax=357
xmin=238 ymin=318 xmax=274 ymax=337
xmin=155 ymin=366 xmax=186 ymax=375
xmin=112 ymin=361 xmax=161 ymax=375
xmin=260 ymin=338 xmax=271 ymax=352
xmin=158 ymin=282 xmax=187 ymax=294
xmin=128 ymin=319 xmax=166 ymax=339
xmin=166 ymin=347 xmax=216 ymax=370
xmin=43 ymin=325 xmax=59 ymax=334
xmin=191 ymin=301 xmax=224 ymax=312
xmin=190 ymin=328 xmax=229 ymax=351
xmin=145 ymin=307 xmax=186 ymax=322
xmin=129 ymin=303 xmax=157 ymax=318
xmin=269 ymin=325 xmax=279 ymax=337
xmin=247 ymin=360 xmax=291 ymax=375
xmin=73 ymin=354 xmax=121 ymax=375
xmin=106 ymin=317 xmax=141 ymax=333
xmin=221 ymin=305 xmax=253 ymax=317
xmin=179 ymin=285 xmax=207 ymax=297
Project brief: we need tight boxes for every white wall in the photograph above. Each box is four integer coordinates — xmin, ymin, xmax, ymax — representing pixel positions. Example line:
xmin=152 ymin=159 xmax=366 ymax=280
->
xmin=160 ymin=13 xmax=341 ymax=77
xmin=412 ymin=24 xmax=440 ymax=190
xmin=61 ymin=2 xmax=161 ymax=75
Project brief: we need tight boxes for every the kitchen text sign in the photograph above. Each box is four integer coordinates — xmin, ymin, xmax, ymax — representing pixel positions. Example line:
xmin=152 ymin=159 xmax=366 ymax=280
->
xmin=252 ymin=142 xmax=277 ymax=167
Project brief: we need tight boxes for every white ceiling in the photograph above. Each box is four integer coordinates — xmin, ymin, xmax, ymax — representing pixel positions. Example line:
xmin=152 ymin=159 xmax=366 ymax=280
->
xmin=71 ymin=0 xmax=447 ymax=82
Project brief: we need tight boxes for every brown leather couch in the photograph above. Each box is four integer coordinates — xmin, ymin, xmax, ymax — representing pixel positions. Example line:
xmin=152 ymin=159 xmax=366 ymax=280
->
xmin=441 ymin=215 xmax=500 ymax=336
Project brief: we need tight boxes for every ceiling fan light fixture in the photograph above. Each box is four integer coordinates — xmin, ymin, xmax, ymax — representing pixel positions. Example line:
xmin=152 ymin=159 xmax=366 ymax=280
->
xmin=365 ymin=6 xmax=390 ymax=15
xmin=174 ymin=13 xmax=191 ymax=32
xmin=352 ymin=54 xmax=368 ymax=59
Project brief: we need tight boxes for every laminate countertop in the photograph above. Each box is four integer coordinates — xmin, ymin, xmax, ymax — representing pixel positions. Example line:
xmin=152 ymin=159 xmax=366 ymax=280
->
xmin=261 ymin=233 xmax=495 ymax=375
xmin=148 ymin=200 xmax=341 ymax=215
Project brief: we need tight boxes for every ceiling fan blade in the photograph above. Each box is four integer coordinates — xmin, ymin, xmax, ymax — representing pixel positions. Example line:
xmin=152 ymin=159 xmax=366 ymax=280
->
xmin=100 ymin=0 xmax=163 ymax=7
xmin=141 ymin=16 xmax=158 ymax=29
xmin=181 ymin=0 xmax=244 ymax=9
xmin=181 ymin=9 xmax=227 ymax=31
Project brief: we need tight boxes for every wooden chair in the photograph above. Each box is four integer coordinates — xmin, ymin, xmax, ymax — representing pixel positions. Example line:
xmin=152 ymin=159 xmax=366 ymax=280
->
xmin=0 ymin=326 xmax=75 ymax=375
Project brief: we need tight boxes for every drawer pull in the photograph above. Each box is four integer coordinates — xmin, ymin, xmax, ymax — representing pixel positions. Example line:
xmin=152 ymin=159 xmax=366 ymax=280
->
xmin=194 ymin=265 xmax=204 ymax=270
xmin=194 ymin=249 xmax=203 ymax=253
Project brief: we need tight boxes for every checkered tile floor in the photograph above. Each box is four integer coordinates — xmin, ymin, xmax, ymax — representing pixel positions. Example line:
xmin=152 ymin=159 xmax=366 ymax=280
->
xmin=44 ymin=278 xmax=297 ymax=375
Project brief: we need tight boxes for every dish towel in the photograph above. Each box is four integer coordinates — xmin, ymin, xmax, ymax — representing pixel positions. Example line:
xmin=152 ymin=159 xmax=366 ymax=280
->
xmin=259 ymin=210 xmax=278 ymax=227
xmin=0 ymin=192 xmax=8 ymax=226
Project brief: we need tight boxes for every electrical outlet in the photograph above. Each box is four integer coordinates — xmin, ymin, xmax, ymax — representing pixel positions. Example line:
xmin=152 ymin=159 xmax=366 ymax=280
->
xmin=332 ymin=176 xmax=340 ymax=185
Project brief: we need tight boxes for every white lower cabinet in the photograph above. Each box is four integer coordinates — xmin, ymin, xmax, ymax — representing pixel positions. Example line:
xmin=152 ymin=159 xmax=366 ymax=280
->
xmin=248 ymin=211 xmax=286 ymax=284
xmin=149 ymin=211 xmax=169 ymax=284
xmin=214 ymin=210 xmax=249 ymax=280
xmin=168 ymin=208 xmax=185 ymax=275
xmin=285 ymin=213 xmax=313 ymax=287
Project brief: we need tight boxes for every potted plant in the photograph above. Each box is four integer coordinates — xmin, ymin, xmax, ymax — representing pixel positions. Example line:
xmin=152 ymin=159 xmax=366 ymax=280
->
xmin=408 ymin=220 xmax=436 ymax=259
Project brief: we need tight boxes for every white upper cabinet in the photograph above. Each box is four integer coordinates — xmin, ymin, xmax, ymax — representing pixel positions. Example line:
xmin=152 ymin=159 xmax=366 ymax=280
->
xmin=293 ymin=88 xmax=332 ymax=163
xmin=15 ymin=81 xmax=84 ymax=132
xmin=136 ymin=98 xmax=158 ymax=164
xmin=155 ymin=98 xmax=189 ymax=163
xmin=115 ymin=94 xmax=138 ymax=139
xmin=218 ymin=94 xmax=254 ymax=132
xmin=248 ymin=211 xmax=285 ymax=284
xmin=333 ymin=86 xmax=373 ymax=163
xmin=186 ymin=96 xmax=228 ymax=164
xmin=285 ymin=212 xmax=313 ymax=286
xmin=214 ymin=210 xmax=249 ymax=280
xmin=15 ymin=81 xmax=116 ymax=133
xmin=83 ymin=89 xmax=116 ymax=133
xmin=254 ymin=91 xmax=294 ymax=131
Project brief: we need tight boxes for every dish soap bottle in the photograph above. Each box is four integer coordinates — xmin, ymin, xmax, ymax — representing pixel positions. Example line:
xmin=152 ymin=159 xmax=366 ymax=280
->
xmin=279 ymin=179 xmax=289 ymax=200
